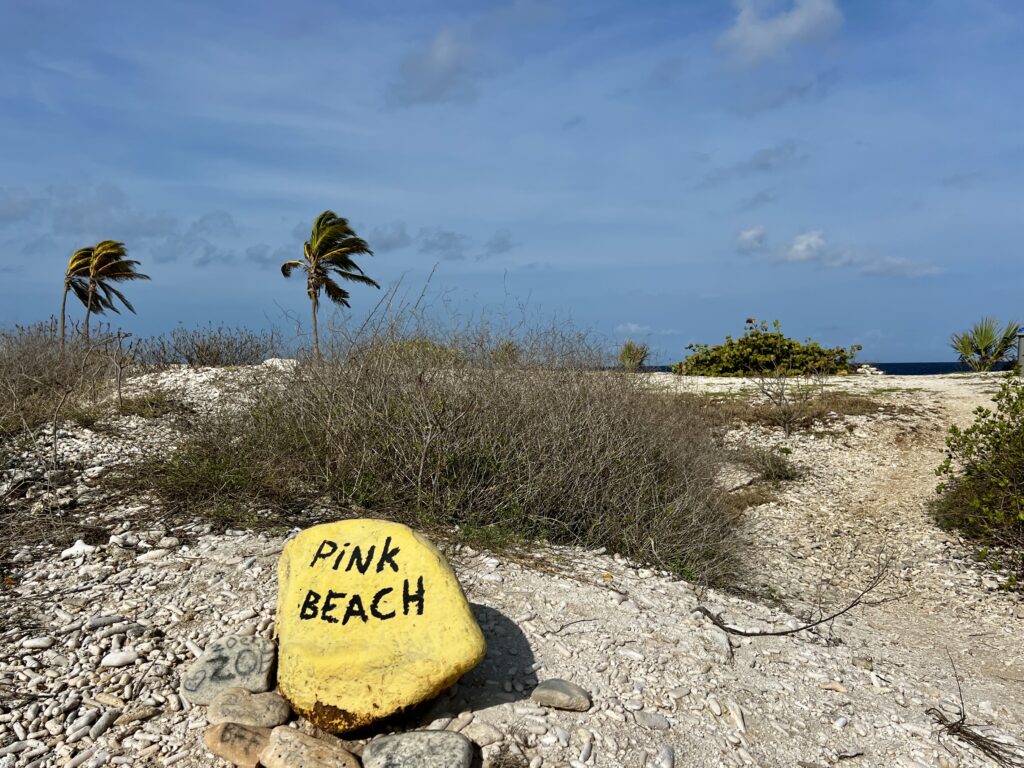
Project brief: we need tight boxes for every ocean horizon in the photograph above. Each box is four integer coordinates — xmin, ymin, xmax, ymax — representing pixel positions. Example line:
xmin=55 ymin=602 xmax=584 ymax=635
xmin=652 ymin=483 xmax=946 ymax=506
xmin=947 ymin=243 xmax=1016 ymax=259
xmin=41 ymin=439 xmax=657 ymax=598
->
xmin=648 ymin=361 xmax=1018 ymax=376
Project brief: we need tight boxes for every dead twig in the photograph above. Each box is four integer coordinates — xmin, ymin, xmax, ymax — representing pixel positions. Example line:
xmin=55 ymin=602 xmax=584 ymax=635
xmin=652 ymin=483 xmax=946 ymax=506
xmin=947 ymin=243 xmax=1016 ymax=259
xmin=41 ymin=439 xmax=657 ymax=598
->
xmin=691 ymin=560 xmax=890 ymax=638
xmin=927 ymin=651 xmax=1024 ymax=767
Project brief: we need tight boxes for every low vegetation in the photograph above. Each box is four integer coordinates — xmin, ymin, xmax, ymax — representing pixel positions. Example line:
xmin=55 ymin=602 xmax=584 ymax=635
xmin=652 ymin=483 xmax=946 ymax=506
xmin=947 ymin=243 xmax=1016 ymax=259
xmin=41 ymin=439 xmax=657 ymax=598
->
xmin=673 ymin=318 xmax=862 ymax=376
xmin=950 ymin=317 xmax=1020 ymax=372
xmin=134 ymin=317 xmax=738 ymax=584
xmin=135 ymin=323 xmax=280 ymax=367
xmin=617 ymin=339 xmax=650 ymax=372
xmin=0 ymin=321 xmax=113 ymax=437
xmin=934 ymin=375 xmax=1024 ymax=586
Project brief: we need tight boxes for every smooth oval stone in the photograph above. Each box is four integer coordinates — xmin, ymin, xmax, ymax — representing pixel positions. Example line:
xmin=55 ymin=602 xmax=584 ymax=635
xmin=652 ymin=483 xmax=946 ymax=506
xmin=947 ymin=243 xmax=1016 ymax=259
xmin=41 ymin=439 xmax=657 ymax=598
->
xmin=203 ymin=723 xmax=271 ymax=768
xmin=99 ymin=651 xmax=138 ymax=668
xmin=530 ymin=679 xmax=592 ymax=711
xmin=259 ymin=726 xmax=360 ymax=768
xmin=179 ymin=635 xmax=276 ymax=705
xmin=208 ymin=688 xmax=291 ymax=728
xmin=363 ymin=730 xmax=474 ymax=768
xmin=275 ymin=519 xmax=486 ymax=732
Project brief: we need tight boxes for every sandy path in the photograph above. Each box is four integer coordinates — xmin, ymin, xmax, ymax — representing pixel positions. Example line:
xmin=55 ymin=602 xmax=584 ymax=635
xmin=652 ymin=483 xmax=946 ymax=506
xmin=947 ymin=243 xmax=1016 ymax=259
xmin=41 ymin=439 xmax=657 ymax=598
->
xmin=693 ymin=373 xmax=1024 ymax=738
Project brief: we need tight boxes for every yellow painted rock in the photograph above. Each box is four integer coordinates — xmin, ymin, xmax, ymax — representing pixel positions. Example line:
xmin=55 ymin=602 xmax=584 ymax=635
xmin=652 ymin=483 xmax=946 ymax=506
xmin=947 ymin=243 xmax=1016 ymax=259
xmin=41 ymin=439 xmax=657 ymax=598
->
xmin=275 ymin=519 xmax=486 ymax=732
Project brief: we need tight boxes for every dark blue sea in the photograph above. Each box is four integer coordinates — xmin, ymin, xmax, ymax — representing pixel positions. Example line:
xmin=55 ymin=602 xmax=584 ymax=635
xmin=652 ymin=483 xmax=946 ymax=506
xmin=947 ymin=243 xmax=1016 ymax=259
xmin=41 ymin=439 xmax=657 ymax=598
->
xmin=649 ymin=362 xmax=1014 ymax=375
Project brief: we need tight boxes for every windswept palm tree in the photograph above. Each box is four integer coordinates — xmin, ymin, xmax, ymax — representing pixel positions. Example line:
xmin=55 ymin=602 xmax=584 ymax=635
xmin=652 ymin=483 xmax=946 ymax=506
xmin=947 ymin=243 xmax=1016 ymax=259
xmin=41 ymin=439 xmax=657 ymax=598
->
xmin=64 ymin=240 xmax=150 ymax=342
xmin=281 ymin=211 xmax=379 ymax=358
xmin=60 ymin=248 xmax=93 ymax=348
xmin=951 ymin=317 xmax=1021 ymax=372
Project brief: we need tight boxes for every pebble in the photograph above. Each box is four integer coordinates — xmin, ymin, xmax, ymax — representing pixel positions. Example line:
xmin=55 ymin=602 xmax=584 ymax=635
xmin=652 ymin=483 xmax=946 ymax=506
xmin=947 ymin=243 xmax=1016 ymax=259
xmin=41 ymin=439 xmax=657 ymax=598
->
xmin=462 ymin=720 xmax=503 ymax=747
xmin=208 ymin=688 xmax=291 ymax=728
xmin=531 ymin=678 xmax=592 ymax=711
xmin=203 ymin=723 xmax=271 ymax=768
xmin=100 ymin=650 xmax=139 ymax=667
xmin=634 ymin=711 xmax=671 ymax=730
xmin=259 ymin=726 xmax=359 ymax=768
xmin=363 ymin=730 xmax=474 ymax=768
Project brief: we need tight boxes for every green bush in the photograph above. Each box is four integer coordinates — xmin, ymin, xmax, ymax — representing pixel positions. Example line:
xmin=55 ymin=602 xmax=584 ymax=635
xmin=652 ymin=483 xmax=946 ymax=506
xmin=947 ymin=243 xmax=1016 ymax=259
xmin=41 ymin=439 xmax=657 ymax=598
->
xmin=618 ymin=339 xmax=650 ymax=372
xmin=672 ymin=319 xmax=861 ymax=376
xmin=935 ymin=375 xmax=1024 ymax=584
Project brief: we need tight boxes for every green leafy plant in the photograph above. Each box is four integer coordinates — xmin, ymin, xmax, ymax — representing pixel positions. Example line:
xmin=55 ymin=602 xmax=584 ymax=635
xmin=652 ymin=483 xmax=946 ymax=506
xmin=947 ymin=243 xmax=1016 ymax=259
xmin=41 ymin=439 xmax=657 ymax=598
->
xmin=950 ymin=318 xmax=1020 ymax=372
xmin=618 ymin=339 xmax=650 ymax=372
xmin=935 ymin=375 xmax=1024 ymax=583
xmin=672 ymin=319 xmax=861 ymax=376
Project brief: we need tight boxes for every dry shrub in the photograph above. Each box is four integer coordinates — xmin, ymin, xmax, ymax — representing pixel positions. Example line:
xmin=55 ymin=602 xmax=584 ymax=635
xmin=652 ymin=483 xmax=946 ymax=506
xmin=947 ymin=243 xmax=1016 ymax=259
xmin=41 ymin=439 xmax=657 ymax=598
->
xmin=135 ymin=323 xmax=280 ymax=368
xmin=0 ymin=320 xmax=113 ymax=437
xmin=142 ymin=310 xmax=736 ymax=583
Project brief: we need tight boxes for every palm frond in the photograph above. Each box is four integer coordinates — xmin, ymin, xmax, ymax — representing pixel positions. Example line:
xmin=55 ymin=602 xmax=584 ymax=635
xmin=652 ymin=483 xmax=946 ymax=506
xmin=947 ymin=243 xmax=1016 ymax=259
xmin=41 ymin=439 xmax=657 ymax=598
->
xmin=281 ymin=260 xmax=306 ymax=278
xmin=66 ymin=248 xmax=93 ymax=277
xmin=325 ymin=268 xmax=381 ymax=288
xmin=322 ymin=277 xmax=352 ymax=307
xmin=98 ymin=281 xmax=137 ymax=314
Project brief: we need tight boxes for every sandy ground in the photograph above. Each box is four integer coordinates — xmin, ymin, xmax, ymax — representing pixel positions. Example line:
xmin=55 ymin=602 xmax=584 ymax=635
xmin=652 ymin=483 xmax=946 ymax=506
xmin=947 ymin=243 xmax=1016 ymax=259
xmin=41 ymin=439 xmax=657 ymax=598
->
xmin=1 ymin=369 xmax=1022 ymax=768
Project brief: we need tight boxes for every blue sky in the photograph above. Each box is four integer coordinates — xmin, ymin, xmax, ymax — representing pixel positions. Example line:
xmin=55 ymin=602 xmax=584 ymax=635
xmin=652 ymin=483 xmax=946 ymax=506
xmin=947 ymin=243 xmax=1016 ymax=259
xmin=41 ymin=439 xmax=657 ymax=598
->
xmin=1 ymin=0 xmax=1021 ymax=361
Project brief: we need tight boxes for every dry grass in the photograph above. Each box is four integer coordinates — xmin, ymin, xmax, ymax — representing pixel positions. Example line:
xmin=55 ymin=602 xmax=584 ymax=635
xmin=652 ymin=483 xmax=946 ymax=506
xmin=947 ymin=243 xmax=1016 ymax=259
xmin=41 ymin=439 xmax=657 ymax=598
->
xmin=134 ymin=310 xmax=738 ymax=584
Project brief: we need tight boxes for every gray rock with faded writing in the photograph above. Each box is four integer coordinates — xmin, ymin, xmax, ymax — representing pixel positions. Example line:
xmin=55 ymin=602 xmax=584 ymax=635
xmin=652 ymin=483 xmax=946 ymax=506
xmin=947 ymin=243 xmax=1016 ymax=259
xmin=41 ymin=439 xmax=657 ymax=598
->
xmin=180 ymin=635 xmax=276 ymax=705
xmin=530 ymin=678 xmax=592 ymax=711
xmin=208 ymin=688 xmax=291 ymax=727
xmin=362 ymin=730 xmax=474 ymax=768
xmin=259 ymin=726 xmax=360 ymax=768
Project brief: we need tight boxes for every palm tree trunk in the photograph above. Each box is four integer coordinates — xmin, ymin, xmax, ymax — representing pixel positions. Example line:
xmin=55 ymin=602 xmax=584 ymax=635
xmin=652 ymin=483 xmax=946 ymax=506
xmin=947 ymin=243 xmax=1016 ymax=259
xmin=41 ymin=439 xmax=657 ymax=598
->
xmin=59 ymin=284 xmax=69 ymax=351
xmin=83 ymin=286 xmax=93 ymax=344
xmin=310 ymin=291 xmax=321 ymax=359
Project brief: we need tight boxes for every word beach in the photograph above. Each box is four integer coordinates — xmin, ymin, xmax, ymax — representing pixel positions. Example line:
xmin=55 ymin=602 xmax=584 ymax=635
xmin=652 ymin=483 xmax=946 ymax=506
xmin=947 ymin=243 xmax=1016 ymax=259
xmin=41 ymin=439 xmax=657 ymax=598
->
xmin=298 ymin=536 xmax=425 ymax=624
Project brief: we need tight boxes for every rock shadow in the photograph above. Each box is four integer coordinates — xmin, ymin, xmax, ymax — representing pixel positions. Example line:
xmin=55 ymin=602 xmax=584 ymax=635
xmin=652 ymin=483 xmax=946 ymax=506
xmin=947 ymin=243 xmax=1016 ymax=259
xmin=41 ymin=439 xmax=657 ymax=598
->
xmin=369 ymin=603 xmax=536 ymax=738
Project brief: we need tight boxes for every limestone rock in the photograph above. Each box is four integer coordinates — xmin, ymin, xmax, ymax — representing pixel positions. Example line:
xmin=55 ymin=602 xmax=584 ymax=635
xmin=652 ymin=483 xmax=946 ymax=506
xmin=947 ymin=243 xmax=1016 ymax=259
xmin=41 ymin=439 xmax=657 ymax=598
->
xmin=530 ymin=678 xmax=592 ymax=711
xmin=259 ymin=726 xmax=360 ymax=768
xmin=362 ymin=730 xmax=474 ymax=768
xmin=275 ymin=519 xmax=486 ymax=732
xmin=203 ymin=722 xmax=271 ymax=768
xmin=180 ymin=635 xmax=276 ymax=705
xmin=208 ymin=687 xmax=291 ymax=728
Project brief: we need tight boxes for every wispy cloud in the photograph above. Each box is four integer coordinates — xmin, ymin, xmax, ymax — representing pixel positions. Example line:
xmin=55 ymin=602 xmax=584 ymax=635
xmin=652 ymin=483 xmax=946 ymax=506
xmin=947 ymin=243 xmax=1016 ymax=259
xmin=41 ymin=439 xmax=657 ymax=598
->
xmin=939 ymin=172 xmax=983 ymax=189
xmin=369 ymin=220 xmax=414 ymax=252
xmin=0 ymin=188 xmax=37 ymax=225
xmin=738 ymin=189 xmax=778 ymax=211
xmin=720 ymin=0 xmax=843 ymax=66
xmin=387 ymin=28 xmax=478 ymax=107
xmin=418 ymin=228 xmax=471 ymax=261
xmin=736 ymin=225 xmax=767 ymax=253
xmin=700 ymin=140 xmax=807 ymax=187
xmin=615 ymin=322 xmax=651 ymax=336
xmin=478 ymin=230 xmax=518 ymax=261
xmin=738 ymin=68 xmax=839 ymax=114
xmin=740 ymin=226 xmax=940 ymax=277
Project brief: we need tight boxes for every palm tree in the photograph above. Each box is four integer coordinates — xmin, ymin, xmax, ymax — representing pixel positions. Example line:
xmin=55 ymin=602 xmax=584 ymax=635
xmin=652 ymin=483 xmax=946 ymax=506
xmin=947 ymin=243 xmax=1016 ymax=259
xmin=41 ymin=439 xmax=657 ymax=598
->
xmin=65 ymin=240 xmax=150 ymax=342
xmin=950 ymin=317 xmax=1021 ymax=372
xmin=281 ymin=211 xmax=379 ymax=358
xmin=60 ymin=248 xmax=93 ymax=349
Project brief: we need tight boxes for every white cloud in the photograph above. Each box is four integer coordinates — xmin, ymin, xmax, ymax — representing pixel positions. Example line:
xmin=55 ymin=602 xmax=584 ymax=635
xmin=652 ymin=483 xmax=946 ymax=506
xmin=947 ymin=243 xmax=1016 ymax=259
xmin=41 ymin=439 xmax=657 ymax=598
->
xmin=736 ymin=225 xmax=767 ymax=252
xmin=615 ymin=322 xmax=651 ymax=336
xmin=742 ymin=227 xmax=939 ymax=277
xmin=721 ymin=0 xmax=843 ymax=66
xmin=787 ymin=229 xmax=829 ymax=262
